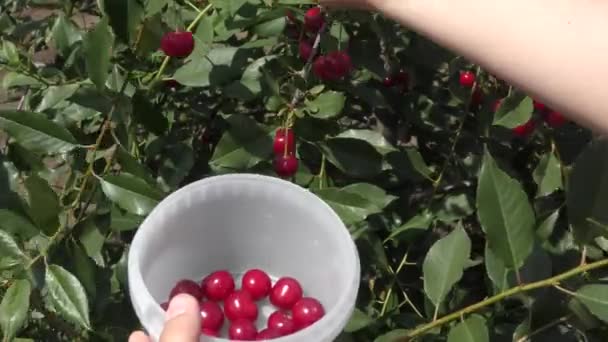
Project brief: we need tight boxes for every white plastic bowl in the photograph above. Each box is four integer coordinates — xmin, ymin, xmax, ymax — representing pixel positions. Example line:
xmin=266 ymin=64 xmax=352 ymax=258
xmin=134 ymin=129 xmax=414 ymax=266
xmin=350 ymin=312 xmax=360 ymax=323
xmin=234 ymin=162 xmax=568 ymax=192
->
xmin=128 ymin=174 xmax=361 ymax=341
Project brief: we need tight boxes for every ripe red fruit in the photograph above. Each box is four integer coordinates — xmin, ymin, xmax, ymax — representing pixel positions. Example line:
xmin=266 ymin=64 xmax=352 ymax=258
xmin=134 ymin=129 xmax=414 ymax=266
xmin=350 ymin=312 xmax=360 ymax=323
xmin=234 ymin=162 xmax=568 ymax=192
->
xmin=224 ymin=291 xmax=259 ymax=322
xmin=242 ymin=269 xmax=272 ymax=300
xmin=160 ymin=302 xmax=169 ymax=311
xmin=229 ymin=319 xmax=258 ymax=340
xmin=201 ymin=328 xmax=219 ymax=337
xmin=395 ymin=70 xmax=409 ymax=86
xmin=313 ymin=51 xmax=352 ymax=81
xmin=545 ymin=110 xmax=566 ymax=128
xmin=160 ymin=31 xmax=194 ymax=58
xmin=270 ymin=277 xmax=303 ymax=310
xmin=459 ymin=71 xmax=476 ymax=88
xmin=470 ymin=87 xmax=483 ymax=107
xmin=201 ymin=270 xmax=235 ymax=301
xmin=382 ymin=76 xmax=395 ymax=87
xmin=169 ymin=279 xmax=203 ymax=300
xmin=274 ymin=155 xmax=299 ymax=178
xmin=533 ymin=99 xmax=547 ymax=112
xmin=492 ymin=99 xmax=503 ymax=112
xmin=200 ymin=301 xmax=224 ymax=332
xmin=304 ymin=7 xmax=324 ymax=32
xmin=273 ymin=128 xmax=295 ymax=156
xmin=299 ymin=41 xmax=313 ymax=61
xmin=292 ymin=297 xmax=325 ymax=329
xmin=512 ymin=119 xmax=536 ymax=138
xmin=267 ymin=311 xmax=296 ymax=335
xmin=256 ymin=328 xmax=283 ymax=340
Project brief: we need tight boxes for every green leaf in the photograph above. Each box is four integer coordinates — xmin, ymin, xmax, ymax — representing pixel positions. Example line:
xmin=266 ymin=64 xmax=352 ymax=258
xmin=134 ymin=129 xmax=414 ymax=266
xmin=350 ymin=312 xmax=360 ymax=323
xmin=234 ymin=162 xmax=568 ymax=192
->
xmin=0 ymin=279 xmax=31 ymax=341
xmin=484 ymin=243 xmax=510 ymax=292
xmin=83 ymin=17 xmax=114 ymax=90
xmin=335 ymin=129 xmax=397 ymax=155
xmin=224 ymin=55 xmax=277 ymax=101
xmin=576 ymin=284 xmax=608 ymax=323
xmin=344 ymin=309 xmax=374 ymax=333
xmin=211 ymin=0 xmax=248 ymax=16
xmin=158 ymin=143 xmax=195 ymax=189
xmin=2 ymin=72 xmax=42 ymax=89
xmin=423 ymin=226 xmax=471 ymax=307
xmin=385 ymin=211 xmax=433 ymax=242
xmin=533 ymin=152 xmax=562 ymax=197
xmin=110 ymin=206 xmax=144 ymax=232
xmin=0 ymin=230 xmax=26 ymax=264
xmin=447 ymin=314 xmax=489 ymax=342
xmin=341 ymin=183 xmax=397 ymax=209
xmin=567 ymin=139 xmax=608 ymax=243
xmin=79 ymin=220 xmax=105 ymax=266
xmin=432 ymin=192 xmax=475 ymax=223
xmin=24 ymin=175 xmax=60 ymax=235
xmin=476 ymin=150 xmax=535 ymax=269
xmin=145 ymin=0 xmax=169 ymax=16
xmin=49 ymin=14 xmax=82 ymax=56
xmin=1 ymin=39 xmax=19 ymax=66
xmin=210 ymin=115 xmax=272 ymax=171
xmin=100 ymin=173 xmax=163 ymax=216
xmin=0 ymin=209 xmax=39 ymax=239
xmin=132 ymin=90 xmax=168 ymax=136
xmin=373 ymin=329 xmax=409 ymax=342
xmin=314 ymin=187 xmax=382 ymax=226
xmin=174 ymin=47 xmax=250 ymax=87
xmin=253 ymin=17 xmax=286 ymax=37
xmin=103 ymin=0 xmax=144 ymax=43
xmin=320 ymin=138 xmax=383 ymax=179
xmin=492 ymin=92 xmax=533 ymax=128
xmin=135 ymin=14 xmax=164 ymax=57
xmin=305 ymin=91 xmax=346 ymax=119
xmin=114 ymin=146 xmax=155 ymax=184
xmin=45 ymin=264 xmax=91 ymax=329
xmin=36 ymin=84 xmax=80 ymax=112
xmin=0 ymin=110 xmax=77 ymax=154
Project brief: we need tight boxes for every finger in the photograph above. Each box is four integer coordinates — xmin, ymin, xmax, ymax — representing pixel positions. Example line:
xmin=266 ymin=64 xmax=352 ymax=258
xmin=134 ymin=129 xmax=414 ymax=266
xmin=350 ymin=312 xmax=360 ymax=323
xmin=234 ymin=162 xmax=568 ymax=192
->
xmin=128 ymin=331 xmax=151 ymax=342
xmin=159 ymin=294 xmax=201 ymax=342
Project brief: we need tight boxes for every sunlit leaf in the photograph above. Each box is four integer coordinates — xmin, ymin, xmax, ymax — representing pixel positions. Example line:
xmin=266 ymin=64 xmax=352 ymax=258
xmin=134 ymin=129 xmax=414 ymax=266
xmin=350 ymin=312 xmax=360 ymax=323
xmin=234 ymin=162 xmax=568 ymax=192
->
xmin=45 ymin=264 xmax=91 ymax=329
xmin=100 ymin=173 xmax=163 ymax=216
xmin=447 ymin=314 xmax=489 ymax=342
xmin=0 ymin=110 xmax=77 ymax=154
xmin=0 ymin=279 xmax=31 ymax=341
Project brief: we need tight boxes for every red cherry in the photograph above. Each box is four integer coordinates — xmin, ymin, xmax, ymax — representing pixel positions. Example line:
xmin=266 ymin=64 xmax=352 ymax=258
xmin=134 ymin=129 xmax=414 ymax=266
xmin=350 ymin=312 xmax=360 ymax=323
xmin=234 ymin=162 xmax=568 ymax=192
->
xmin=164 ymin=79 xmax=180 ymax=89
xmin=201 ymin=328 xmax=219 ymax=337
xmin=270 ymin=277 xmax=303 ymax=310
xmin=229 ymin=319 xmax=258 ymax=340
xmin=256 ymin=328 xmax=283 ymax=340
xmin=285 ymin=10 xmax=298 ymax=25
xmin=224 ymin=290 xmax=259 ymax=321
xmin=459 ymin=71 xmax=476 ymax=88
xmin=395 ymin=70 xmax=409 ymax=86
xmin=273 ymin=128 xmax=296 ymax=156
xmin=327 ymin=51 xmax=352 ymax=78
xmin=267 ymin=311 xmax=296 ymax=336
xmin=492 ymin=99 xmax=503 ymax=112
xmin=201 ymin=270 xmax=235 ymax=301
xmin=382 ymin=76 xmax=395 ymax=87
xmin=273 ymin=155 xmax=299 ymax=178
xmin=299 ymin=41 xmax=313 ymax=61
xmin=470 ymin=87 xmax=483 ymax=108
xmin=200 ymin=301 xmax=224 ymax=332
xmin=533 ymin=99 xmax=547 ymax=112
xmin=292 ymin=297 xmax=325 ymax=329
xmin=304 ymin=7 xmax=324 ymax=32
xmin=160 ymin=301 xmax=169 ymax=311
xmin=545 ymin=110 xmax=566 ymax=128
xmin=169 ymin=279 xmax=203 ymax=300
xmin=242 ymin=269 xmax=272 ymax=301
xmin=313 ymin=56 xmax=331 ymax=80
xmin=512 ymin=119 xmax=536 ymax=138
xmin=160 ymin=31 xmax=194 ymax=58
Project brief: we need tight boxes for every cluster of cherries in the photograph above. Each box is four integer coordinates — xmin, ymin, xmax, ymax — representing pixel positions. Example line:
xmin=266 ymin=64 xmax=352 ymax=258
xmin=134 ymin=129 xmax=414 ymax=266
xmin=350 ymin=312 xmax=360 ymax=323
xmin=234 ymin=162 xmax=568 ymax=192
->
xmin=294 ymin=8 xmax=353 ymax=81
xmin=273 ymin=128 xmax=298 ymax=178
xmin=163 ymin=269 xmax=325 ymax=340
xmin=458 ymin=70 xmax=567 ymax=138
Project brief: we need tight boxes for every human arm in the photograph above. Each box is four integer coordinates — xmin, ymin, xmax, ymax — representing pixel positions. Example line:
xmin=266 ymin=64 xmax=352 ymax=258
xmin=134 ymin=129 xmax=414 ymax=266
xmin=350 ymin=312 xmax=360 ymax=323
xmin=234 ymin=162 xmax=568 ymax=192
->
xmin=323 ymin=0 xmax=608 ymax=133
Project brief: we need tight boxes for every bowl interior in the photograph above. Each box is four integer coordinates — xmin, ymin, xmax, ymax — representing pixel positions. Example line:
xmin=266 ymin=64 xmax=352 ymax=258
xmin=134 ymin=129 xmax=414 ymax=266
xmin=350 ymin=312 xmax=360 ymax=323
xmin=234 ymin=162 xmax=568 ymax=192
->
xmin=132 ymin=175 xmax=358 ymax=335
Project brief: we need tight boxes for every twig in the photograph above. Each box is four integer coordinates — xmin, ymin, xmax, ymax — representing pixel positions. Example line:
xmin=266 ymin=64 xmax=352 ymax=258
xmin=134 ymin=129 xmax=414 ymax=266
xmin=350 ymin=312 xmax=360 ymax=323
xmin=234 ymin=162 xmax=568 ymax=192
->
xmin=288 ymin=22 xmax=327 ymax=108
xmin=397 ymin=257 xmax=608 ymax=341
xmin=515 ymin=314 xmax=572 ymax=342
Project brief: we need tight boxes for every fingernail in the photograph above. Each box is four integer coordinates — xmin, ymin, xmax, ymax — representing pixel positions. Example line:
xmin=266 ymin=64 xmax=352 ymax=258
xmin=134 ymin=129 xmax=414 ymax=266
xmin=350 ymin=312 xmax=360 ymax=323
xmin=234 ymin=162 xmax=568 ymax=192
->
xmin=165 ymin=294 xmax=191 ymax=320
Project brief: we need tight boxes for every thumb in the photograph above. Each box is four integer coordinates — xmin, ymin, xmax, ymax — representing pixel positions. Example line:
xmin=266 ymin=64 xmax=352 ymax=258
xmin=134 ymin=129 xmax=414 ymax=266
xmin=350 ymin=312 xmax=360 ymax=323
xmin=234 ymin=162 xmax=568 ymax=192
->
xmin=159 ymin=294 xmax=201 ymax=342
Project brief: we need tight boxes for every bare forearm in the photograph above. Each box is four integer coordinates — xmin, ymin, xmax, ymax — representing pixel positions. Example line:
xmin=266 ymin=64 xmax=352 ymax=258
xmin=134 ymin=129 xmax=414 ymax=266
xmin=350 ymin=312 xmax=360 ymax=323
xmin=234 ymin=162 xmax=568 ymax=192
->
xmin=374 ymin=0 xmax=608 ymax=132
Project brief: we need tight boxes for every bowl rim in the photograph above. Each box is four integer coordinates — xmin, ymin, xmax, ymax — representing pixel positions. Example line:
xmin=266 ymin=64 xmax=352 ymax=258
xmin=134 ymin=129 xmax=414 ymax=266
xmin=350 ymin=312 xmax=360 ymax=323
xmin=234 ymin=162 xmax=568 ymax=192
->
xmin=128 ymin=173 xmax=361 ymax=341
